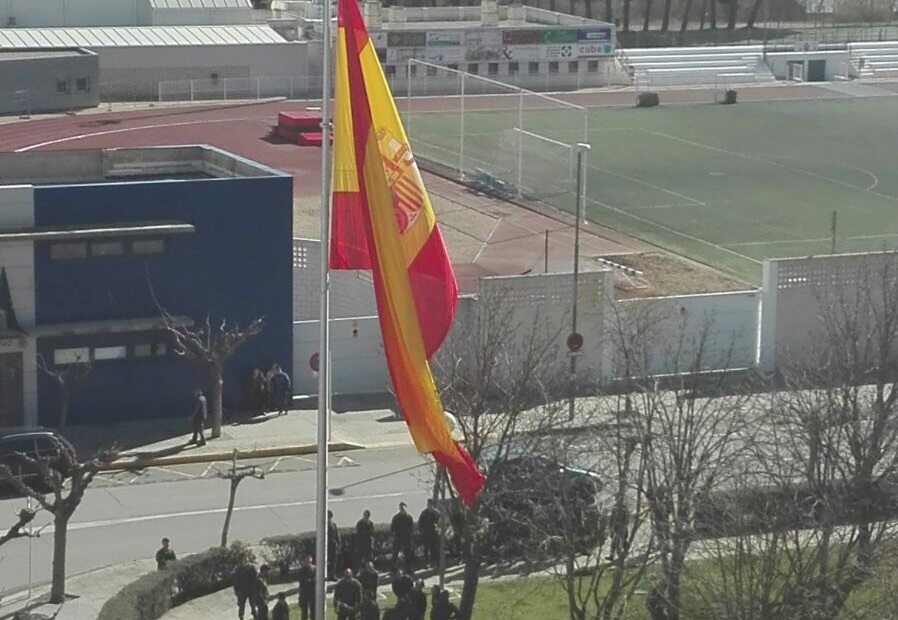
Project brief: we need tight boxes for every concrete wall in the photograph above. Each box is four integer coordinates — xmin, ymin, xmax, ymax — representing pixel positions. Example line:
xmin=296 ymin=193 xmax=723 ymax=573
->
xmin=612 ymin=290 xmax=760 ymax=377
xmin=760 ymin=251 xmax=898 ymax=372
xmin=292 ymin=316 xmax=389 ymax=396
xmin=32 ymin=170 xmax=294 ymax=425
xmin=766 ymin=50 xmax=854 ymax=80
xmin=0 ymin=51 xmax=100 ymax=115
xmin=98 ymin=41 xmax=310 ymax=100
xmin=292 ymin=238 xmax=377 ymax=321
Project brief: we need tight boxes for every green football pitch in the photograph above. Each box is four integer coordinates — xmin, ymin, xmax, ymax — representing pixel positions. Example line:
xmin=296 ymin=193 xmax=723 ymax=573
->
xmin=405 ymin=96 xmax=898 ymax=284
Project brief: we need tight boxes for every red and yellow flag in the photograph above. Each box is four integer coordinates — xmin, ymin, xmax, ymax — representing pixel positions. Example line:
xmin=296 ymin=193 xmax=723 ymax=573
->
xmin=329 ymin=0 xmax=485 ymax=504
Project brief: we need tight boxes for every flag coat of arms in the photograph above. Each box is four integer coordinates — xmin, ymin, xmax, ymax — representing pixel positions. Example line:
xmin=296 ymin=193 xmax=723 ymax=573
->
xmin=330 ymin=0 xmax=485 ymax=505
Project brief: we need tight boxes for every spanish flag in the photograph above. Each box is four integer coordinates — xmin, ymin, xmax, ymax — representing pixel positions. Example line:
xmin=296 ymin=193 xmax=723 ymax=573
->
xmin=330 ymin=0 xmax=485 ymax=504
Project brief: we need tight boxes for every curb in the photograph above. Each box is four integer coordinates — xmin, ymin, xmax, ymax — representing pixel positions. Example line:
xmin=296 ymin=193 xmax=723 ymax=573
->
xmin=102 ymin=441 xmax=365 ymax=471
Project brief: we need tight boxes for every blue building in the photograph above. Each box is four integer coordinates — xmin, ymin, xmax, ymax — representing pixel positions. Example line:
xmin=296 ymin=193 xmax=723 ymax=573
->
xmin=0 ymin=145 xmax=293 ymax=427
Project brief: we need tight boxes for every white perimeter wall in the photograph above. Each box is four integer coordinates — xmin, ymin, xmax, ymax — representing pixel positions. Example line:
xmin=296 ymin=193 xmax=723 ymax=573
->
xmin=612 ymin=290 xmax=760 ymax=377
xmin=99 ymin=41 xmax=310 ymax=98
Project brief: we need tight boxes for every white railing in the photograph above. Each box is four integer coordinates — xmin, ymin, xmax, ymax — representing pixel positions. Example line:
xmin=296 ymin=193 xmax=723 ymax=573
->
xmin=157 ymin=76 xmax=322 ymax=103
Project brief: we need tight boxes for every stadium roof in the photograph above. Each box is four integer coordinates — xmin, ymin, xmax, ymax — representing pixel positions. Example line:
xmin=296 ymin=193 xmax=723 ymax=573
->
xmin=146 ymin=0 xmax=251 ymax=8
xmin=0 ymin=25 xmax=286 ymax=49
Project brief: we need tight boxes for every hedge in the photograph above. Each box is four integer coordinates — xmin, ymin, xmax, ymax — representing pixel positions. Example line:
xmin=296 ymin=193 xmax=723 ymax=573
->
xmin=97 ymin=542 xmax=255 ymax=620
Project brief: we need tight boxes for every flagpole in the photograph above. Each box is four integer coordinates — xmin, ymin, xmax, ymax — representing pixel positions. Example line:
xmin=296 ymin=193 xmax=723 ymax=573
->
xmin=315 ymin=0 xmax=334 ymax=616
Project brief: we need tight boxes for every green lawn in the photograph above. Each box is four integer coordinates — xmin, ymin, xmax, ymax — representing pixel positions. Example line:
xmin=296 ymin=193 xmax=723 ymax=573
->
xmin=405 ymin=96 xmax=898 ymax=283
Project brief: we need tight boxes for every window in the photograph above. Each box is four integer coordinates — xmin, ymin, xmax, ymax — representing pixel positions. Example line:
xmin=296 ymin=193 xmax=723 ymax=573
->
xmin=76 ymin=77 xmax=90 ymax=93
xmin=588 ymin=60 xmax=599 ymax=73
xmin=56 ymin=79 xmax=69 ymax=94
xmin=488 ymin=63 xmax=499 ymax=76
xmin=447 ymin=64 xmax=458 ymax=71
xmin=426 ymin=65 xmax=437 ymax=77
xmin=132 ymin=238 xmax=166 ymax=255
xmin=549 ymin=61 xmax=560 ymax=74
xmin=385 ymin=65 xmax=396 ymax=77
xmin=91 ymin=241 xmax=124 ymax=257
xmin=409 ymin=64 xmax=417 ymax=77
xmin=54 ymin=347 xmax=90 ymax=366
xmin=94 ymin=346 xmax=127 ymax=361
xmin=528 ymin=62 xmax=540 ymax=75
xmin=135 ymin=342 xmax=168 ymax=358
xmin=568 ymin=61 xmax=579 ymax=73
xmin=467 ymin=63 xmax=479 ymax=75
xmin=50 ymin=242 xmax=87 ymax=260
xmin=509 ymin=62 xmax=519 ymax=75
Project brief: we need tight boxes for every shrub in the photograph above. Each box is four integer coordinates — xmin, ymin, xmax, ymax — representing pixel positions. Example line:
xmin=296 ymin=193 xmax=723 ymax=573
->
xmin=98 ymin=542 xmax=255 ymax=620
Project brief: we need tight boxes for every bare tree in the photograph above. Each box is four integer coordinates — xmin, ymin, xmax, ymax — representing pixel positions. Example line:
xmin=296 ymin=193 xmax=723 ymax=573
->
xmin=726 ymin=0 xmax=739 ymax=29
xmin=661 ymin=0 xmax=674 ymax=30
xmin=0 ymin=507 xmax=42 ymax=547
xmin=36 ymin=355 xmax=92 ymax=431
xmin=217 ymin=450 xmax=265 ymax=547
xmin=433 ymin=286 xmax=567 ymax=620
xmin=680 ymin=0 xmax=696 ymax=31
xmin=0 ymin=440 xmax=118 ymax=603
xmin=160 ymin=310 xmax=263 ymax=439
xmin=643 ymin=0 xmax=654 ymax=31
xmin=606 ymin=301 xmax=756 ymax=620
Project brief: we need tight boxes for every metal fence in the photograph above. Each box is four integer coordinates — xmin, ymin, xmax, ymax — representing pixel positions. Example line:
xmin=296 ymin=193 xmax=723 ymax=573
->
xmin=403 ymin=59 xmax=588 ymax=216
xmin=95 ymin=75 xmax=322 ymax=103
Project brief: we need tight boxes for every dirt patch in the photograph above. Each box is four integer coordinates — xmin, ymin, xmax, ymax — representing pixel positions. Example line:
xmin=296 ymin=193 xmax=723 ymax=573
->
xmin=600 ymin=252 xmax=753 ymax=299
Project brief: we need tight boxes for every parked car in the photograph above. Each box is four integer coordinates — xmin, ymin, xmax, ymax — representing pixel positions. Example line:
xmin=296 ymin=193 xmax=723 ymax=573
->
xmin=0 ymin=429 xmax=75 ymax=498
xmin=479 ymin=441 xmax=606 ymax=559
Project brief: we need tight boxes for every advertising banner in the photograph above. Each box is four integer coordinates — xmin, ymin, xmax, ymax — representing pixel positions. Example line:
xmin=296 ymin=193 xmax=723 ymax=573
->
xmin=464 ymin=30 xmax=501 ymax=61
xmin=426 ymin=31 xmax=464 ymax=47
xmin=543 ymin=43 xmax=577 ymax=60
xmin=540 ymin=28 xmax=577 ymax=44
xmin=500 ymin=44 xmax=544 ymax=61
xmin=387 ymin=31 xmax=426 ymax=47
xmin=575 ymin=41 xmax=613 ymax=57
xmin=386 ymin=47 xmax=426 ymax=63
xmin=502 ymin=29 xmax=541 ymax=45
xmin=577 ymin=26 xmax=613 ymax=42
xmin=423 ymin=46 xmax=465 ymax=63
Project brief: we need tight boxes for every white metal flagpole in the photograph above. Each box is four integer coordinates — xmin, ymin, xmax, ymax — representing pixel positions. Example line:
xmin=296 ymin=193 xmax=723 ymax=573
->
xmin=315 ymin=0 xmax=334 ymax=615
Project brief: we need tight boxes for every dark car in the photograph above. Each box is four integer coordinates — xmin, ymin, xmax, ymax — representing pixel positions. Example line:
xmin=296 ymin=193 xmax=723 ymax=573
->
xmin=479 ymin=442 xmax=606 ymax=559
xmin=0 ymin=429 xmax=75 ymax=498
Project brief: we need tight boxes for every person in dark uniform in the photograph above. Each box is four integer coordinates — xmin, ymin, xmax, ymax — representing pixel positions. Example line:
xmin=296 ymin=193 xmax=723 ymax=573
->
xmin=189 ymin=388 xmax=207 ymax=446
xmin=272 ymin=592 xmax=290 ymax=620
xmin=390 ymin=568 xmax=413 ymax=601
xmin=390 ymin=502 xmax=415 ymax=568
xmin=359 ymin=590 xmax=381 ymax=620
xmin=356 ymin=509 xmax=375 ymax=568
xmin=328 ymin=509 xmax=341 ymax=580
xmin=430 ymin=590 xmax=458 ymax=620
xmin=358 ymin=560 xmax=379 ymax=601
xmin=298 ymin=554 xmax=317 ymax=620
xmin=155 ymin=537 xmax=176 ymax=570
xmin=417 ymin=500 xmax=440 ymax=567
xmin=233 ymin=562 xmax=258 ymax=620
xmin=409 ymin=580 xmax=427 ymax=620
xmin=333 ymin=568 xmax=363 ymax=620
xmin=269 ymin=363 xmax=292 ymax=416
xmin=253 ymin=564 xmax=271 ymax=620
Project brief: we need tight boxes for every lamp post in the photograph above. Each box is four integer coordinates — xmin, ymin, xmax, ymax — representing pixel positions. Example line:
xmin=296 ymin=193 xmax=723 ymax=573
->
xmin=567 ymin=143 xmax=591 ymax=422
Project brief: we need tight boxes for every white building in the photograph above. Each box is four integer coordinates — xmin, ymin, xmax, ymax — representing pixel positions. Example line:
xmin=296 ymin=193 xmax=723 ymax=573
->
xmin=0 ymin=0 xmax=255 ymax=28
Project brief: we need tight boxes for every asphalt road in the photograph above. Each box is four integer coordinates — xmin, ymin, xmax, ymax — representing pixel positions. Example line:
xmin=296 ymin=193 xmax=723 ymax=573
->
xmin=0 ymin=445 xmax=434 ymax=597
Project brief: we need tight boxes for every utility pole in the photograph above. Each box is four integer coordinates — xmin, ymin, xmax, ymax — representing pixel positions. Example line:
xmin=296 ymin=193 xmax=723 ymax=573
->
xmin=567 ymin=143 xmax=591 ymax=422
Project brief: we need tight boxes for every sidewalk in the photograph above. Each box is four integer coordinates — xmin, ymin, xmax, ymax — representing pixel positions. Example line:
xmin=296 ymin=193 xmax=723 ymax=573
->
xmin=0 ymin=559 xmax=155 ymax=620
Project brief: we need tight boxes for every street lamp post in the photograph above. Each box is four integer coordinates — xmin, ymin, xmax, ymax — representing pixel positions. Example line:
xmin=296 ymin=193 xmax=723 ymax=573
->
xmin=567 ymin=143 xmax=591 ymax=422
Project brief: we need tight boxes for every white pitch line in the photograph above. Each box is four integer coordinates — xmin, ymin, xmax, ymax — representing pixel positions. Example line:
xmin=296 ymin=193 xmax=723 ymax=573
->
xmin=585 ymin=196 xmax=761 ymax=264
xmin=14 ymin=116 xmax=274 ymax=152
xmin=631 ymin=203 xmax=705 ymax=210
xmin=588 ymin=163 xmax=705 ymax=206
xmin=642 ymin=129 xmax=898 ymax=204
xmin=726 ymin=237 xmax=831 ymax=247
xmin=849 ymin=232 xmax=898 ymax=240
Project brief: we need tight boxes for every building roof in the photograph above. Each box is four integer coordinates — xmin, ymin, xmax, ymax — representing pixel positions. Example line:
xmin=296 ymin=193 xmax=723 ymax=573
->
xmin=0 ymin=49 xmax=93 ymax=60
xmin=0 ymin=25 xmax=286 ymax=49
xmin=146 ymin=0 xmax=251 ymax=9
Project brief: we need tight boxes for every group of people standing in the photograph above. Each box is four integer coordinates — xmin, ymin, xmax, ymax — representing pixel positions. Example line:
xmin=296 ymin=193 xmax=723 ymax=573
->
xmin=247 ymin=363 xmax=292 ymax=417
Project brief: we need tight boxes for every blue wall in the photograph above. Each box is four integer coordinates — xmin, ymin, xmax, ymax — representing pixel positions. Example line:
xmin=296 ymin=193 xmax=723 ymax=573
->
xmin=33 ymin=174 xmax=293 ymax=426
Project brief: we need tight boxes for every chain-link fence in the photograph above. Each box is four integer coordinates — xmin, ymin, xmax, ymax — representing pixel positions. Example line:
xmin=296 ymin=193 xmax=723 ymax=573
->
xmin=402 ymin=59 xmax=588 ymax=216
